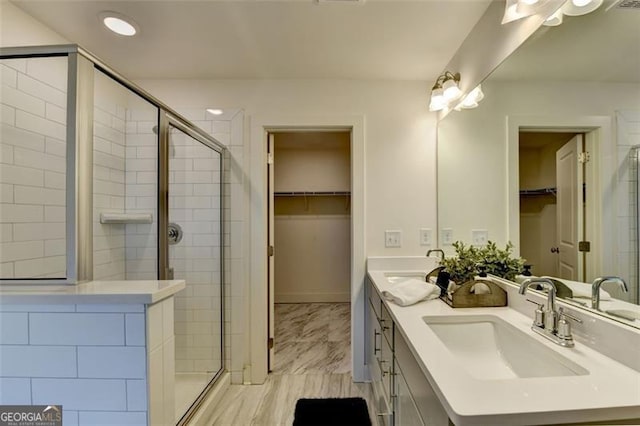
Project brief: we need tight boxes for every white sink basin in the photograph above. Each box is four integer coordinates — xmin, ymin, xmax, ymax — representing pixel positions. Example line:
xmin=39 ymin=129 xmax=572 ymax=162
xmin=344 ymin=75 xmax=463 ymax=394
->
xmin=423 ymin=315 xmax=589 ymax=380
xmin=384 ymin=272 xmax=426 ymax=284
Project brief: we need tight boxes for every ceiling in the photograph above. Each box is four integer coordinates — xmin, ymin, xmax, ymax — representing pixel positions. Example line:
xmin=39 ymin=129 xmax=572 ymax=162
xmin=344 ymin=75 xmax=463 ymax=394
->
xmin=490 ymin=2 xmax=640 ymax=82
xmin=10 ymin=0 xmax=493 ymax=81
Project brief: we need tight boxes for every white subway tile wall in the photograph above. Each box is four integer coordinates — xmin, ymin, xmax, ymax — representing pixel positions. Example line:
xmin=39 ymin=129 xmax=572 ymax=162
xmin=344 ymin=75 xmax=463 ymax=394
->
xmin=0 ymin=303 xmax=148 ymax=423
xmin=0 ymin=57 xmax=67 ymax=279
xmin=169 ymin=127 xmax=223 ymax=375
xmin=93 ymin=70 xmax=159 ymax=281
xmin=616 ymin=111 xmax=639 ymax=303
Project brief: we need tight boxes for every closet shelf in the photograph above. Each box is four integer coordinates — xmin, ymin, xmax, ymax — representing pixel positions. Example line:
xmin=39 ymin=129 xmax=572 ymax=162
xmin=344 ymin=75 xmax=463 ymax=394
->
xmin=274 ymin=191 xmax=350 ymax=197
xmin=519 ymin=187 xmax=556 ymax=197
xmin=100 ymin=213 xmax=153 ymax=224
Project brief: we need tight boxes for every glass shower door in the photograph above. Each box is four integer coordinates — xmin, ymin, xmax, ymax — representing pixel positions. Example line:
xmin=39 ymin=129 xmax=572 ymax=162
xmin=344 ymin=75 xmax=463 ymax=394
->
xmin=165 ymin=122 xmax=224 ymax=422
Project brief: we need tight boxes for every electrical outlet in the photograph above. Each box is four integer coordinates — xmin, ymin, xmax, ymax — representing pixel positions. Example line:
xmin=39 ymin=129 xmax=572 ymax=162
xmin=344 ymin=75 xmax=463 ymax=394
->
xmin=419 ymin=228 xmax=432 ymax=246
xmin=472 ymin=229 xmax=489 ymax=246
xmin=385 ymin=230 xmax=402 ymax=248
xmin=441 ymin=228 xmax=453 ymax=245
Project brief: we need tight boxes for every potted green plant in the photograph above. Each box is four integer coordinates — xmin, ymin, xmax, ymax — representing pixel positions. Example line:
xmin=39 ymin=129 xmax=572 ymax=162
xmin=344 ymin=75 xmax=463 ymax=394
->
xmin=440 ymin=241 xmax=525 ymax=285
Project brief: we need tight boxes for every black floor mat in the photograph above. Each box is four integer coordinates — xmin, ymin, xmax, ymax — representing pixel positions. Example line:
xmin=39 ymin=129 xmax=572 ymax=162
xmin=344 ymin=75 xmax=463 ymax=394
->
xmin=292 ymin=397 xmax=372 ymax=426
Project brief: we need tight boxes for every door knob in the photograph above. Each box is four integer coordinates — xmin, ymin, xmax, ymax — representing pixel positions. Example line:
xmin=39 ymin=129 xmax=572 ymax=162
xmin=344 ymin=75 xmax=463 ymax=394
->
xmin=550 ymin=247 xmax=559 ymax=253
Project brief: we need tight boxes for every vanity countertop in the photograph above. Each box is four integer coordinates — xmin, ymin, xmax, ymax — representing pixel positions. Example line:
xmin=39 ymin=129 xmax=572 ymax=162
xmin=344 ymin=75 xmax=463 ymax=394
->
xmin=367 ymin=257 xmax=640 ymax=426
xmin=0 ymin=280 xmax=185 ymax=305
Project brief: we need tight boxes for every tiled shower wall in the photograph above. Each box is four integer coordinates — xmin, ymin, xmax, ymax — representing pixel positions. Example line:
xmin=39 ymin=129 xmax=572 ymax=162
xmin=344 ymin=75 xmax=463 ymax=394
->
xmin=92 ymin=85 xmax=127 ymax=281
xmin=169 ymin=128 xmax=223 ymax=374
xmin=92 ymin=70 xmax=158 ymax=281
xmin=0 ymin=57 xmax=68 ymax=279
xmin=616 ymin=110 xmax=639 ymax=304
xmin=174 ymin=108 xmax=244 ymax=383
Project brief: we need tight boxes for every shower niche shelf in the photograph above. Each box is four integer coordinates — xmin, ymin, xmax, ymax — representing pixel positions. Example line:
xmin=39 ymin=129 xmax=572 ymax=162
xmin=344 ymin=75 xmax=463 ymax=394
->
xmin=100 ymin=213 xmax=153 ymax=224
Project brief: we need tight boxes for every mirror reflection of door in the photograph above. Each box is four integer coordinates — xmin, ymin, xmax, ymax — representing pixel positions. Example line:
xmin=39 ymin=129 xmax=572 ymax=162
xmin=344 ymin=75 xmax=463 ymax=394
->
xmin=519 ymin=132 xmax=587 ymax=280
xmin=556 ymin=135 xmax=584 ymax=281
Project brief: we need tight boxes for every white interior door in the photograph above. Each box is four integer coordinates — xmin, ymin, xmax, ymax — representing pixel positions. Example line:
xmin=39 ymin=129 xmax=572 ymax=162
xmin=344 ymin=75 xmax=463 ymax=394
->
xmin=556 ymin=134 xmax=584 ymax=281
xmin=267 ymin=133 xmax=275 ymax=371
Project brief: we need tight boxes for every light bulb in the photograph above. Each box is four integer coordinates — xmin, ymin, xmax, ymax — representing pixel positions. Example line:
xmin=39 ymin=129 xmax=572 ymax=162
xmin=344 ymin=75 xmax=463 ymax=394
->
xmin=460 ymin=85 xmax=484 ymax=109
xmin=429 ymin=88 xmax=446 ymax=112
xmin=562 ymin=0 xmax=602 ymax=16
xmin=442 ymin=79 xmax=461 ymax=101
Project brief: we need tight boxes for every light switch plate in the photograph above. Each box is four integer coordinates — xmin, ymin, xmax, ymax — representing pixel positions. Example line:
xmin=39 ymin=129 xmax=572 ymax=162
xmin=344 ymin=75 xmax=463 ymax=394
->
xmin=441 ymin=228 xmax=453 ymax=245
xmin=385 ymin=230 xmax=402 ymax=248
xmin=419 ymin=228 xmax=432 ymax=246
xmin=472 ymin=229 xmax=489 ymax=246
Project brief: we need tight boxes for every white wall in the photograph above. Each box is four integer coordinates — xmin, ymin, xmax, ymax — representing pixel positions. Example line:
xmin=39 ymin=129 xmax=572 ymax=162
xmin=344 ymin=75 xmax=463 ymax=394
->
xmin=136 ymin=79 xmax=437 ymax=255
xmin=0 ymin=0 xmax=68 ymax=47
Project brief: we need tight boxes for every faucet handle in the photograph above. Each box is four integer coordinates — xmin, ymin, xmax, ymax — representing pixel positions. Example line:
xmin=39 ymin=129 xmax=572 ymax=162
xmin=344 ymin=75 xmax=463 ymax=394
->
xmin=557 ymin=307 xmax=581 ymax=343
xmin=526 ymin=299 xmax=545 ymax=328
xmin=558 ymin=307 xmax=582 ymax=324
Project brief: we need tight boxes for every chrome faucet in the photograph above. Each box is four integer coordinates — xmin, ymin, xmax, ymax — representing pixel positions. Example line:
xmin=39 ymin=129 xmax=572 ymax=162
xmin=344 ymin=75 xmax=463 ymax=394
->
xmin=519 ymin=278 xmax=581 ymax=347
xmin=519 ymin=278 xmax=557 ymax=332
xmin=591 ymin=276 xmax=628 ymax=310
xmin=426 ymin=249 xmax=445 ymax=260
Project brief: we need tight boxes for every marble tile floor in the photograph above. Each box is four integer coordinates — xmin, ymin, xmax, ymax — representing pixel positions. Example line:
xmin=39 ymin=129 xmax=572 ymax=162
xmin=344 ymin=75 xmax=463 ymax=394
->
xmin=200 ymin=303 xmax=375 ymax=425
xmin=273 ymin=303 xmax=351 ymax=375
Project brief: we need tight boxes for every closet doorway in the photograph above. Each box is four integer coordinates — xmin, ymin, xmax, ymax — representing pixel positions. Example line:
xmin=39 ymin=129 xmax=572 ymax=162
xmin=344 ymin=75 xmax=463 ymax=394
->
xmin=518 ymin=131 xmax=591 ymax=281
xmin=267 ymin=131 xmax=352 ymax=374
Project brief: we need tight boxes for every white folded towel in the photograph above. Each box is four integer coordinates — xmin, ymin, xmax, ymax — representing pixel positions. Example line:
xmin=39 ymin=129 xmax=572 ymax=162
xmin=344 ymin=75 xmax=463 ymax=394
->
xmin=382 ymin=279 xmax=440 ymax=307
xmin=542 ymin=276 xmax=611 ymax=300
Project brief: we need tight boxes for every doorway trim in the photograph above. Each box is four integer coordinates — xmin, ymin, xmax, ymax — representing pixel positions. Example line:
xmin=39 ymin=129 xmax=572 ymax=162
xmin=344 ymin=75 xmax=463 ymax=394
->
xmin=507 ymin=115 xmax=614 ymax=281
xmin=249 ymin=114 xmax=365 ymax=385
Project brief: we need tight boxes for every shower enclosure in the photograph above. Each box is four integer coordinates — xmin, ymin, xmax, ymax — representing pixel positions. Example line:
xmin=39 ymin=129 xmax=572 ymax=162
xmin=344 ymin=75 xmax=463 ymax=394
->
xmin=0 ymin=45 xmax=226 ymax=424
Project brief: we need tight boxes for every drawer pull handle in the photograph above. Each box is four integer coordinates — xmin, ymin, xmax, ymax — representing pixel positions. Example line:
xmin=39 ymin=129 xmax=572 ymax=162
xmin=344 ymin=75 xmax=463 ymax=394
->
xmin=377 ymin=358 xmax=391 ymax=377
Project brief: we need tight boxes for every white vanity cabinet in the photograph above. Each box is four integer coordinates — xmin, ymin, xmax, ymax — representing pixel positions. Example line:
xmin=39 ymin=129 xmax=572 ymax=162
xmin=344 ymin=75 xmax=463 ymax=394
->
xmin=366 ymin=279 xmax=393 ymax=425
xmin=366 ymin=277 xmax=448 ymax=426
xmin=394 ymin=359 xmax=425 ymax=426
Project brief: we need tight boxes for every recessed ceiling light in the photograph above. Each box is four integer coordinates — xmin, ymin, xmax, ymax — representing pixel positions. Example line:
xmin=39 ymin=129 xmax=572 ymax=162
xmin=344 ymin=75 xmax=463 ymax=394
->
xmin=207 ymin=109 xmax=224 ymax=116
xmin=100 ymin=12 xmax=138 ymax=36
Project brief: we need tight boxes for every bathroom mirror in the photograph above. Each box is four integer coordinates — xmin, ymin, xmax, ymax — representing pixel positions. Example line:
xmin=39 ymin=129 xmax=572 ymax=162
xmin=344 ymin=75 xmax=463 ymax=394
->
xmin=437 ymin=3 xmax=640 ymax=328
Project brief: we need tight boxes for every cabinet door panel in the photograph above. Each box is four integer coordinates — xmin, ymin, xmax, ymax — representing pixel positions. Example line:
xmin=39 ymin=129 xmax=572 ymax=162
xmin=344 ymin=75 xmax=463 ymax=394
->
xmin=395 ymin=360 xmax=425 ymax=426
xmin=395 ymin=330 xmax=449 ymax=426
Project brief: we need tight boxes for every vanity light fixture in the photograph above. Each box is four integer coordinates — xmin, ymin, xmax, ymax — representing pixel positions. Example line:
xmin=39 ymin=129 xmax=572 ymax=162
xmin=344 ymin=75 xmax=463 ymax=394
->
xmin=502 ymin=0 xmax=550 ymax=24
xmin=100 ymin=12 xmax=138 ymax=36
xmin=206 ymin=108 xmax=224 ymax=116
xmin=543 ymin=8 xmax=564 ymax=26
xmin=429 ymin=71 xmax=461 ymax=112
xmin=561 ymin=0 xmax=604 ymax=16
xmin=542 ymin=0 xmax=603 ymax=27
xmin=455 ymin=85 xmax=485 ymax=110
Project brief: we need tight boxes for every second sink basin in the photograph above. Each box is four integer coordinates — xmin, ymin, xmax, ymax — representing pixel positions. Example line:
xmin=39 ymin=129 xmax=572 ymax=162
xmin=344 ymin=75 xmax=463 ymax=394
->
xmin=423 ymin=315 xmax=589 ymax=380
xmin=384 ymin=272 xmax=426 ymax=285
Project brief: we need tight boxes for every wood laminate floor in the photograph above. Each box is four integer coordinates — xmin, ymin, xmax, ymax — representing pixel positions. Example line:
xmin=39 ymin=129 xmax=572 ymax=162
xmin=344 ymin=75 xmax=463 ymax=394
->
xmin=200 ymin=303 xmax=375 ymax=425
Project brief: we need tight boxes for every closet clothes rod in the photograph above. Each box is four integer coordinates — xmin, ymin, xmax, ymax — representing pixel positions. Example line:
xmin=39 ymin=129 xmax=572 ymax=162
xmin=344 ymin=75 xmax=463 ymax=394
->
xmin=519 ymin=187 xmax=556 ymax=196
xmin=274 ymin=191 xmax=351 ymax=196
